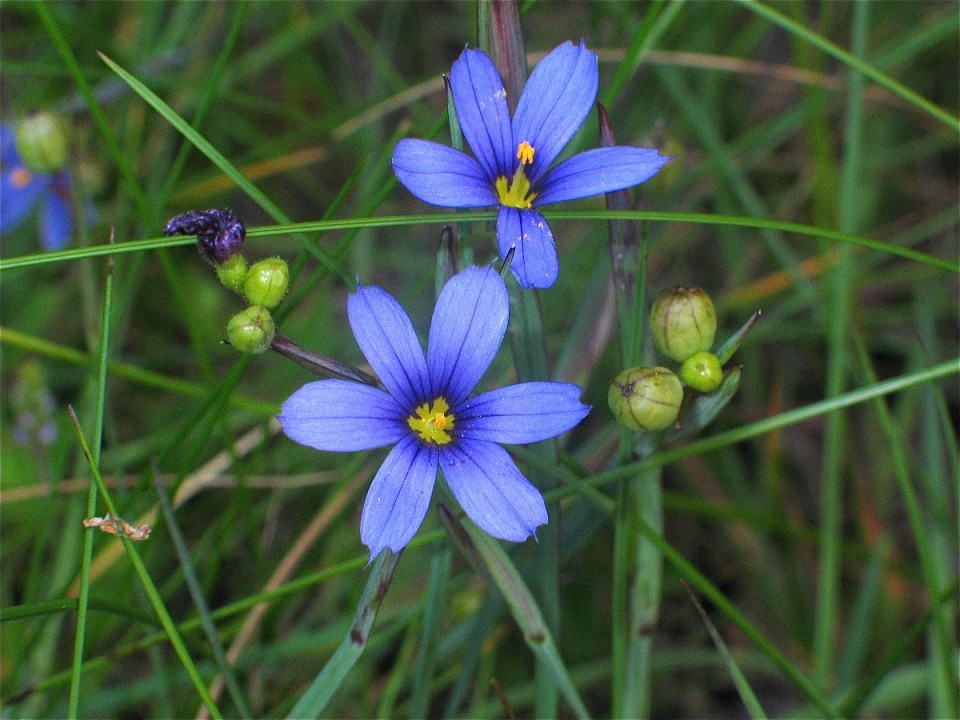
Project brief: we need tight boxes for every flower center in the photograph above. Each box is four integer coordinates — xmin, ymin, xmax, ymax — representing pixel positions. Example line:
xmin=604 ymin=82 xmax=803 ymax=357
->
xmin=407 ymin=397 xmax=455 ymax=445
xmin=495 ymin=141 xmax=538 ymax=209
xmin=11 ymin=167 xmax=33 ymax=189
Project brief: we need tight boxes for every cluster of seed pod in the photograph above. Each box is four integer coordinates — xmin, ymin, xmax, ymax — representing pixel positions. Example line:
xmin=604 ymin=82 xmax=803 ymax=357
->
xmin=164 ymin=209 xmax=289 ymax=353
xmin=609 ymin=286 xmax=726 ymax=432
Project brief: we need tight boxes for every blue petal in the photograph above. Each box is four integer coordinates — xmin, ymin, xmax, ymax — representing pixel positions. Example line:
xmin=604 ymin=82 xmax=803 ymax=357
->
xmin=348 ymin=283 xmax=431 ymax=410
xmin=440 ymin=439 xmax=547 ymax=542
xmin=392 ymin=139 xmax=497 ymax=208
xmin=457 ymin=382 xmax=590 ymax=444
xmin=279 ymin=379 xmax=408 ymax=451
xmin=535 ymin=147 xmax=671 ymax=205
xmin=512 ymin=40 xmax=598 ymax=183
xmin=0 ymin=125 xmax=20 ymax=167
xmin=496 ymin=206 xmax=558 ymax=289
xmin=427 ymin=266 xmax=508 ymax=406
xmin=361 ymin=434 xmax=439 ymax=558
xmin=40 ymin=179 xmax=72 ymax=251
xmin=450 ymin=47 xmax=513 ymax=180
xmin=0 ymin=169 xmax=45 ymax=233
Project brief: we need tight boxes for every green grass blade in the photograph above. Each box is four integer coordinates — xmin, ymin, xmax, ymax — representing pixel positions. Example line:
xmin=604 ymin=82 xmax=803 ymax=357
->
xmin=151 ymin=466 xmax=253 ymax=719
xmin=440 ymin=506 xmax=592 ymax=720
xmin=3 ymin=210 xmax=952 ymax=273
xmin=682 ymin=582 xmax=768 ymax=719
xmin=737 ymin=0 xmax=960 ymax=131
xmin=95 ymin=51 xmax=352 ymax=285
xmin=68 ymin=254 xmax=114 ymax=718
xmin=285 ymin=551 xmax=401 ymax=719
xmin=66 ymin=408 xmax=225 ymax=720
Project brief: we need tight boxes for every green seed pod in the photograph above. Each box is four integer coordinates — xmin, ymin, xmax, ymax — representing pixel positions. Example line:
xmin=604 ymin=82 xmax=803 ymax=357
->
xmin=679 ymin=351 xmax=723 ymax=393
xmin=608 ymin=366 xmax=683 ymax=431
xmin=650 ymin=286 xmax=717 ymax=362
xmin=227 ymin=305 xmax=275 ymax=354
xmin=15 ymin=112 xmax=69 ymax=174
xmin=243 ymin=257 xmax=289 ymax=309
xmin=216 ymin=254 xmax=249 ymax=294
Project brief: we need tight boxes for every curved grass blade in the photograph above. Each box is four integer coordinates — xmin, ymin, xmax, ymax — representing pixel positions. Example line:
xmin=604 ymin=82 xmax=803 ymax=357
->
xmin=67 ymin=408 xmax=224 ymax=720
xmin=285 ymin=550 xmax=401 ymax=719
xmin=95 ymin=51 xmax=351 ymax=285
xmin=682 ymin=581 xmax=767 ymax=719
xmin=439 ymin=505 xmax=591 ymax=720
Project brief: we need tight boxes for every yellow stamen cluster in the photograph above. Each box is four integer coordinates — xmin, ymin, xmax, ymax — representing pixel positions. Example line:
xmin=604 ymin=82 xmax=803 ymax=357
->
xmin=495 ymin=141 xmax=538 ymax=210
xmin=517 ymin=140 xmax=535 ymax=165
xmin=407 ymin=397 xmax=455 ymax=445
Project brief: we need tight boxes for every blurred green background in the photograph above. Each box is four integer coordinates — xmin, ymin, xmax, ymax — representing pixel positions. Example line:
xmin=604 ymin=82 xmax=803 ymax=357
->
xmin=1 ymin=2 xmax=957 ymax=718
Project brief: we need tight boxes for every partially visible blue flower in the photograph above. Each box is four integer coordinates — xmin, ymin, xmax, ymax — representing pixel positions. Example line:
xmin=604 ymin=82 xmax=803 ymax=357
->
xmin=279 ymin=265 xmax=590 ymax=559
xmin=392 ymin=40 xmax=671 ymax=289
xmin=0 ymin=124 xmax=72 ymax=251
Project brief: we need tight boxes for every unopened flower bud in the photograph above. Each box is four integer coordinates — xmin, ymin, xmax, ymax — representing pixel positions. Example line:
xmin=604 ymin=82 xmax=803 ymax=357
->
xmin=227 ymin=305 xmax=274 ymax=354
xmin=15 ymin=112 xmax=69 ymax=174
xmin=679 ymin=351 xmax=723 ymax=392
xmin=216 ymin=254 xmax=249 ymax=294
xmin=243 ymin=257 xmax=289 ymax=309
xmin=608 ymin=366 xmax=683 ymax=431
xmin=650 ymin=286 xmax=716 ymax=362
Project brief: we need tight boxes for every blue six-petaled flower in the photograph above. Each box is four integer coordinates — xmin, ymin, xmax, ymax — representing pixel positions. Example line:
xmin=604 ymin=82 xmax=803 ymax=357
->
xmin=392 ymin=40 xmax=671 ymax=289
xmin=279 ymin=265 xmax=591 ymax=559
xmin=0 ymin=124 xmax=73 ymax=251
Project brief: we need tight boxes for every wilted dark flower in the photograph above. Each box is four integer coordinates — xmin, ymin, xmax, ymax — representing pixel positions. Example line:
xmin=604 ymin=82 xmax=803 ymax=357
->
xmin=164 ymin=208 xmax=245 ymax=264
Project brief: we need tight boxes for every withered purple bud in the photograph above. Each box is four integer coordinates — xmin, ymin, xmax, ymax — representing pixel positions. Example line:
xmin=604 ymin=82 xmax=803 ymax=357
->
xmin=164 ymin=208 xmax=245 ymax=264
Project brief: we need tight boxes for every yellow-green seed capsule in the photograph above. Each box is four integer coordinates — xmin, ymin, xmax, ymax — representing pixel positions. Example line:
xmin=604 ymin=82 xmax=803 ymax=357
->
xmin=15 ymin=112 xmax=69 ymax=174
xmin=216 ymin=254 xmax=249 ymax=294
xmin=608 ymin=366 xmax=683 ymax=431
xmin=650 ymin=286 xmax=717 ymax=362
xmin=227 ymin=305 xmax=275 ymax=354
xmin=679 ymin=351 xmax=723 ymax=392
xmin=243 ymin=257 xmax=289 ymax=309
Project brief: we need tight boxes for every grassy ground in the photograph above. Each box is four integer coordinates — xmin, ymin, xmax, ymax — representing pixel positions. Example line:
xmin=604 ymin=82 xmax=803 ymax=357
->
xmin=1 ymin=2 xmax=957 ymax=718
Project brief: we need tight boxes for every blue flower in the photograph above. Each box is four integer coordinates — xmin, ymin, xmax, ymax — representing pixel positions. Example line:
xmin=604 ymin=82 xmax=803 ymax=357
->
xmin=392 ymin=40 xmax=671 ymax=289
xmin=279 ymin=265 xmax=590 ymax=558
xmin=0 ymin=124 xmax=72 ymax=251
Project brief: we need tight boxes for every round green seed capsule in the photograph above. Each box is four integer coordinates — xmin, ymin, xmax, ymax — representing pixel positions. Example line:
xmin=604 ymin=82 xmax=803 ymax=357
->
xmin=227 ymin=305 xmax=275 ymax=354
xmin=650 ymin=286 xmax=717 ymax=362
xmin=679 ymin=351 xmax=723 ymax=392
xmin=243 ymin=257 xmax=289 ymax=309
xmin=216 ymin=254 xmax=249 ymax=294
xmin=608 ymin=366 xmax=683 ymax=432
xmin=15 ymin=112 xmax=69 ymax=174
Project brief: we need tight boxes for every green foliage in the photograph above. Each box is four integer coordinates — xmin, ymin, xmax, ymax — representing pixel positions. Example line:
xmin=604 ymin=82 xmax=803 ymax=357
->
xmin=1 ymin=2 xmax=957 ymax=718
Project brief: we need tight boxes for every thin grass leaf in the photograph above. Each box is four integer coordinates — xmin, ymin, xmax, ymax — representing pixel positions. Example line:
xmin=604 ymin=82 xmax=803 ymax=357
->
xmin=682 ymin=581 xmax=768 ymax=719
xmin=285 ymin=550 xmax=402 ymax=719
xmin=409 ymin=544 xmax=452 ymax=717
xmin=736 ymin=0 xmax=960 ymax=131
xmin=95 ymin=51 xmax=352 ymax=285
xmin=634 ymin=513 xmax=838 ymax=718
xmin=151 ymin=465 xmax=252 ymax=719
xmin=4 ymin=209 xmax=952 ymax=272
xmin=439 ymin=505 xmax=591 ymax=720
xmin=66 ymin=408 xmax=225 ymax=720
xmin=68 ymin=253 xmax=113 ymax=718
